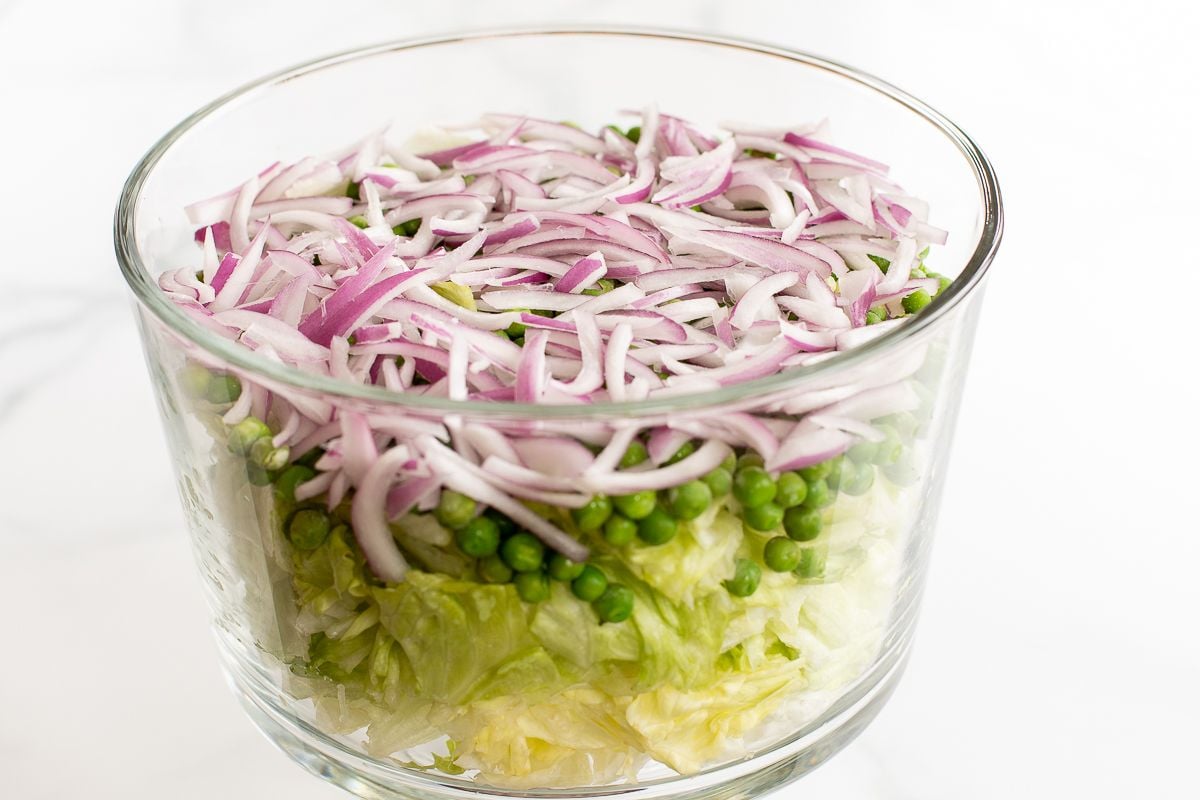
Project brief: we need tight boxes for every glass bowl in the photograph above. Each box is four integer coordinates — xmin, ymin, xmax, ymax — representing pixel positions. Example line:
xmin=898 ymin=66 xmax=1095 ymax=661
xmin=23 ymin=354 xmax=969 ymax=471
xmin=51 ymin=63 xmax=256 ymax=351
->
xmin=114 ymin=27 xmax=1001 ymax=800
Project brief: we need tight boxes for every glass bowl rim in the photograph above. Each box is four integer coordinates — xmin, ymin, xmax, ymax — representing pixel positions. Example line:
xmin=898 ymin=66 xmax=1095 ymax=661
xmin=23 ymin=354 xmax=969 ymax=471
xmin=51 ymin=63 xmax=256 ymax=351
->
xmin=113 ymin=25 xmax=1003 ymax=420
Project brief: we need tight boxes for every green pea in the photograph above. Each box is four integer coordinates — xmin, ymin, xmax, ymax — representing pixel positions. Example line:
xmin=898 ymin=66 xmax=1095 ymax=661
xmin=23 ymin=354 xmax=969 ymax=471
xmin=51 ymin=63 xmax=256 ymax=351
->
xmin=733 ymin=466 xmax=776 ymax=508
xmin=593 ymin=584 xmax=635 ymax=623
xmin=228 ymin=416 xmax=272 ymax=455
xmin=799 ymin=460 xmax=832 ymax=482
xmin=547 ymin=553 xmax=586 ymax=582
xmin=274 ymin=464 xmax=316 ymax=506
xmin=902 ymin=289 xmax=932 ymax=314
xmin=455 ymin=516 xmax=501 ymax=558
xmin=702 ymin=467 xmax=733 ymax=498
xmin=720 ymin=452 xmax=738 ymax=472
xmin=434 ymin=490 xmax=477 ymax=530
xmin=664 ymin=441 xmax=697 ymax=465
xmin=348 ymin=214 xmax=370 ymax=229
xmin=478 ymin=554 xmax=513 ymax=584
xmin=205 ymin=374 xmax=242 ymax=404
xmin=391 ymin=218 xmax=422 ymax=237
xmin=743 ymin=501 xmax=784 ymax=532
xmin=179 ymin=364 xmax=212 ymax=397
xmin=774 ymin=472 xmax=808 ymax=508
xmin=883 ymin=412 xmax=920 ymax=439
xmin=603 ymin=515 xmax=638 ymax=546
xmin=345 ymin=180 xmax=361 ymax=201
xmin=801 ymin=478 xmax=833 ymax=510
xmin=872 ymin=427 xmax=904 ymax=466
xmin=868 ymin=254 xmax=891 ymax=272
xmin=619 ymin=440 xmax=649 ymax=468
xmin=638 ymin=507 xmax=679 ymax=545
xmin=571 ymin=565 xmax=608 ymax=601
xmin=287 ymin=508 xmax=331 ymax=550
xmin=613 ymin=491 xmax=657 ymax=520
xmin=625 ymin=126 xmax=641 ymax=144
xmin=840 ymin=461 xmax=876 ymax=496
xmin=500 ymin=532 xmax=545 ymax=572
xmin=485 ymin=509 xmax=518 ymax=539
xmin=847 ymin=439 xmax=879 ymax=463
xmin=783 ymin=506 xmax=823 ymax=542
xmin=505 ymin=320 xmax=527 ymax=338
xmin=797 ymin=547 xmax=827 ymax=580
xmin=736 ymin=452 xmax=764 ymax=470
xmin=246 ymin=464 xmax=273 ymax=486
xmin=763 ymin=536 xmax=801 ymax=572
xmin=668 ymin=480 xmax=712 ymax=520
xmin=571 ymin=495 xmax=613 ymax=533
xmin=743 ymin=147 xmax=777 ymax=159
xmin=932 ymin=273 xmax=952 ymax=294
xmin=581 ymin=278 xmax=616 ymax=297
xmin=294 ymin=447 xmax=323 ymax=468
xmin=248 ymin=438 xmax=290 ymax=472
xmin=724 ymin=559 xmax=762 ymax=597
xmin=825 ymin=456 xmax=845 ymax=491
xmin=865 ymin=309 xmax=885 ymax=325
xmin=514 ymin=571 xmax=551 ymax=603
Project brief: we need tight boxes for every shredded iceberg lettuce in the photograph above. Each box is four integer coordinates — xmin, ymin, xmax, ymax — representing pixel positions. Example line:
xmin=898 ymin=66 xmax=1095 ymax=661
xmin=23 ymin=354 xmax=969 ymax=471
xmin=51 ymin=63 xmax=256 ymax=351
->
xmin=265 ymin=485 xmax=912 ymax=787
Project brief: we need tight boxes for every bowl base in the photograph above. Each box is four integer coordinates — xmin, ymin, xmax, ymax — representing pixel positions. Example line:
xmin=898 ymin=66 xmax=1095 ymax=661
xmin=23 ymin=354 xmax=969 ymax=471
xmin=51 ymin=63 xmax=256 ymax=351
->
xmin=223 ymin=642 xmax=910 ymax=800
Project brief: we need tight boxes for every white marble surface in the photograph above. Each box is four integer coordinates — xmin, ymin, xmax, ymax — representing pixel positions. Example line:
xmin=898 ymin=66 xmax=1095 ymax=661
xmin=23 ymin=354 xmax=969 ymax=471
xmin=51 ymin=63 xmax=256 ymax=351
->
xmin=2 ymin=1 xmax=1198 ymax=797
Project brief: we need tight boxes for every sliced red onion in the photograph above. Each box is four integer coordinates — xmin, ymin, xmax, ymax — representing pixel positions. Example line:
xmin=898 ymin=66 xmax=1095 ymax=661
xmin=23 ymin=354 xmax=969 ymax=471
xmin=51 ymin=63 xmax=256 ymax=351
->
xmin=808 ymin=414 xmax=884 ymax=442
xmin=647 ymin=427 xmax=693 ymax=465
xmin=214 ymin=309 xmax=330 ymax=363
xmin=838 ymin=266 xmax=883 ymax=327
xmin=295 ymin=470 xmax=336 ymax=503
xmin=666 ymin=227 xmax=833 ymax=278
xmin=166 ymin=110 xmax=950 ymax=561
xmin=555 ymin=313 xmax=604 ymax=396
xmin=350 ymin=447 xmax=413 ymax=582
xmin=515 ymin=329 xmax=549 ymax=402
xmin=604 ymin=323 xmax=634 ymax=401
xmin=611 ymin=157 xmax=656 ymax=204
xmin=877 ymin=236 xmax=917 ymax=295
xmin=482 ymin=114 xmax=606 ymax=154
xmin=386 ymin=475 xmax=441 ymax=520
xmin=730 ymin=272 xmax=799 ymax=330
xmin=820 ymin=381 xmax=920 ymax=421
xmin=420 ymin=438 xmax=588 ymax=560
xmin=774 ymin=296 xmax=851 ymax=329
xmin=210 ymin=224 xmax=269 ymax=312
xmin=417 ymin=139 xmax=489 ymax=166
xmin=713 ymin=413 xmax=781 ymax=461
xmin=510 ymin=436 xmax=595 ymax=477
xmin=585 ymin=425 xmax=642 ymax=475
xmin=767 ymin=420 xmax=855 ymax=472
xmin=783 ymin=133 xmax=890 ymax=173
xmin=555 ymin=252 xmax=607 ymax=294
xmin=460 ymin=425 xmax=522 ymax=465
xmin=652 ymin=139 xmax=736 ymax=208
xmin=581 ymin=440 xmax=731 ymax=493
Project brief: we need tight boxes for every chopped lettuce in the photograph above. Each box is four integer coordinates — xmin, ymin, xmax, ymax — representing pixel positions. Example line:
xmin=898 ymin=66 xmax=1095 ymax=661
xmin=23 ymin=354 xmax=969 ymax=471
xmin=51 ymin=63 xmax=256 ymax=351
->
xmin=273 ymin=482 xmax=912 ymax=787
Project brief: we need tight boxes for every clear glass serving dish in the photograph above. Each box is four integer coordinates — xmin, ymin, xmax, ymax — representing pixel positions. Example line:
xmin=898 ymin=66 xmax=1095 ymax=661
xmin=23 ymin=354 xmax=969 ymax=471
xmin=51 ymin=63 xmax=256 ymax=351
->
xmin=114 ymin=28 xmax=1001 ymax=800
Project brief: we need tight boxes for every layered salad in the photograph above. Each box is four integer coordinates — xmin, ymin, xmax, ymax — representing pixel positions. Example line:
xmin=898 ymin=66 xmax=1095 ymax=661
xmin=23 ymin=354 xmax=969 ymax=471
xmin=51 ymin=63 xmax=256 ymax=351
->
xmin=157 ymin=107 xmax=949 ymax=787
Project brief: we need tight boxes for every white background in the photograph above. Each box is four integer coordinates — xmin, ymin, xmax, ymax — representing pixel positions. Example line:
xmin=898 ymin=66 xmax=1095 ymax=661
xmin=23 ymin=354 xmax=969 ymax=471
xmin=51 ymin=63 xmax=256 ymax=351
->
xmin=2 ymin=1 xmax=1198 ymax=798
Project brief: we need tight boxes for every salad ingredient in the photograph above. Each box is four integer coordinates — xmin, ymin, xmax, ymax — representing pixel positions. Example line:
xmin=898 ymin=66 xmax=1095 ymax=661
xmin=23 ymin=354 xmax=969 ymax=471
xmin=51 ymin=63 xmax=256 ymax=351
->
xmin=763 ymin=536 xmax=801 ymax=572
xmin=571 ymin=565 xmax=609 ymax=602
xmin=637 ymin=507 xmax=680 ymax=545
xmin=724 ymin=558 xmax=763 ymax=597
xmin=160 ymin=106 xmax=946 ymax=786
